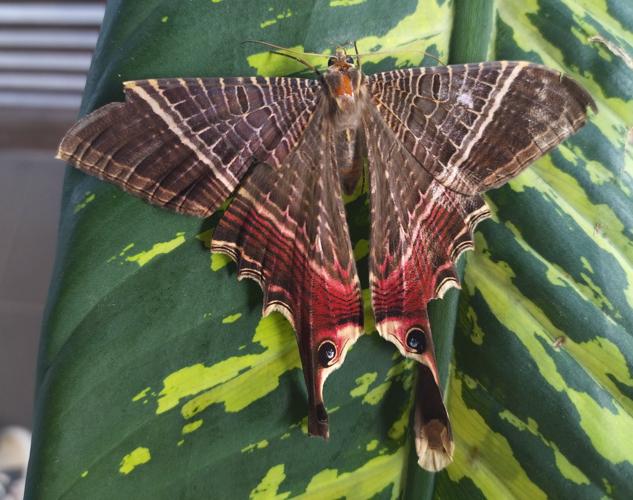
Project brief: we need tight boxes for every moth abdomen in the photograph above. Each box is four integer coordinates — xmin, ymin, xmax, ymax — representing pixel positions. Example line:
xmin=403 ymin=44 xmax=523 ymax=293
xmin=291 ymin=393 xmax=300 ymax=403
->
xmin=334 ymin=127 xmax=366 ymax=195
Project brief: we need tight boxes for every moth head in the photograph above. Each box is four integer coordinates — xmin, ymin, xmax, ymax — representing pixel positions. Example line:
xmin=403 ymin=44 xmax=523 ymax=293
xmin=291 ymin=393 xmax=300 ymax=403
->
xmin=327 ymin=47 xmax=355 ymax=68
xmin=323 ymin=49 xmax=362 ymax=108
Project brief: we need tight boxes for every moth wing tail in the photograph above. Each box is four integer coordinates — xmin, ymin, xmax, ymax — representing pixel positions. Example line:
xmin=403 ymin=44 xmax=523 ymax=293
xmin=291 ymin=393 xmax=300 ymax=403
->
xmin=414 ymin=364 xmax=454 ymax=472
xmin=415 ymin=418 xmax=454 ymax=472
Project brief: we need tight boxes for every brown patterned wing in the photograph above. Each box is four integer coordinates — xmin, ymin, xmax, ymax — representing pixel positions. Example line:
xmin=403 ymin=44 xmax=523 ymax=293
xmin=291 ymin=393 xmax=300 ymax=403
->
xmin=365 ymin=62 xmax=595 ymax=470
xmin=211 ymin=101 xmax=363 ymax=438
xmin=57 ymin=77 xmax=320 ymax=216
xmin=363 ymin=104 xmax=490 ymax=469
xmin=367 ymin=62 xmax=596 ymax=195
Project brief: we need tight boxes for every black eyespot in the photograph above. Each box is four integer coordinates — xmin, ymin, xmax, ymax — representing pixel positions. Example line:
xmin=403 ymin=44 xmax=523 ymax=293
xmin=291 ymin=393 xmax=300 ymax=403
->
xmin=406 ymin=327 xmax=426 ymax=354
xmin=345 ymin=55 xmax=354 ymax=64
xmin=327 ymin=57 xmax=337 ymax=67
xmin=318 ymin=340 xmax=337 ymax=367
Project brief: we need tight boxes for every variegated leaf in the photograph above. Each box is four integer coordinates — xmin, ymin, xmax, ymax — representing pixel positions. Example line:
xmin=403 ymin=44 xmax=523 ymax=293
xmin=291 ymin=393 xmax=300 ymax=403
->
xmin=26 ymin=0 xmax=632 ymax=499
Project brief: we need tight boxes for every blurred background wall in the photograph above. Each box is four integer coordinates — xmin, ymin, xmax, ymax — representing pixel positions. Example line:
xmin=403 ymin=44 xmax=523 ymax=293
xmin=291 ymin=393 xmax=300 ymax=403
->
xmin=0 ymin=0 xmax=105 ymax=432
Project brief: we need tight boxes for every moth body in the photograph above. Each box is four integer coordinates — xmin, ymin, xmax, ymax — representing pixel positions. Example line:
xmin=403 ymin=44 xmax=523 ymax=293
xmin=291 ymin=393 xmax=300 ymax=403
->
xmin=322 ymin=49 xmax=366 ymax=130
xmin=321 ymin=48 xmax=369 ymax=193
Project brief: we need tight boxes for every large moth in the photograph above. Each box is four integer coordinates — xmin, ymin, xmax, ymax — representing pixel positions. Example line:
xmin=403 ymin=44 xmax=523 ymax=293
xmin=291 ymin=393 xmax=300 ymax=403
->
xmin=57 ymin=44 xmax=595 ymax=471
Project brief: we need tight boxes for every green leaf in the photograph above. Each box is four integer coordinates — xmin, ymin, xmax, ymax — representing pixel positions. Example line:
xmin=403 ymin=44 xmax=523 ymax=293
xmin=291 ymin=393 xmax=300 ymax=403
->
xmin=26 ymin=1 xmax=632 ymax=499
xmin=436 ymin=1 xmax=633 ymax=499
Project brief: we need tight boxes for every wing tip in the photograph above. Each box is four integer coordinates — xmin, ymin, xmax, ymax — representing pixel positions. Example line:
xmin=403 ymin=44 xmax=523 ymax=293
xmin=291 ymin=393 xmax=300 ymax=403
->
xmin=519 ymin=62 xmax=597 ymax=116
xmin=308 ymin=403 xmax=330 ymax=440
xmin=415 ymin=418 xmax=455 ymax=471
xmin=560 ymin=73 xmax=598 ymax=115
xmin=56 ymin=133 xmax=81 ymax=166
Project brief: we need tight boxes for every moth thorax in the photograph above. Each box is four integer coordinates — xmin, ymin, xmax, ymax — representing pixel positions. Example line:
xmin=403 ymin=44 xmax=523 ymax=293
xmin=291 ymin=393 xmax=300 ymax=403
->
xmin=324 ymin=67 xmax=364 ymax=127
xmin=334 ymin=102 xmax=365 ymax=131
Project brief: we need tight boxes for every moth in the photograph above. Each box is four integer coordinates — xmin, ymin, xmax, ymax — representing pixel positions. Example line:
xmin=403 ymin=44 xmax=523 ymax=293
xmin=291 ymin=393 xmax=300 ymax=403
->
xmin=57 ymin=43 xmax=595 ymax=471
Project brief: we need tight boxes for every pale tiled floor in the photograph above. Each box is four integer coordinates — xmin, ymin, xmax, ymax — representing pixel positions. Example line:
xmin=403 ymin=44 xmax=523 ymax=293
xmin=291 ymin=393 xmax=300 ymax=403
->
xmin=0 ymin=144 xmax=67 ymax=428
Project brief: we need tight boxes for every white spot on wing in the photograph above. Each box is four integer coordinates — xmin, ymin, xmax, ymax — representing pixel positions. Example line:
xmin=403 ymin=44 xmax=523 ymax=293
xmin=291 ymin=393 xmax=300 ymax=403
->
xmin=457 ymin=92 xmax=474 ymax=108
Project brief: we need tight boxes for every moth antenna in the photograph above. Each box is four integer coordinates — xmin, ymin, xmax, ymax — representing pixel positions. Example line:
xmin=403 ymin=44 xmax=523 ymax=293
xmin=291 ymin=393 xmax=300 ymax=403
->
xmin=354 ymin=40 xmax=361 ymax=69
xmin=356 ymin=48 xmax=446 ymax=66
xmin=241 ymin=40 xmax=331 ymax=58
xmin=269 ymin=50 xmax=321 ymax=76
xmin=424 ymin=52 xmax=446 ymax=67
xmin=242 ymin=40 xmax=329 ymax=75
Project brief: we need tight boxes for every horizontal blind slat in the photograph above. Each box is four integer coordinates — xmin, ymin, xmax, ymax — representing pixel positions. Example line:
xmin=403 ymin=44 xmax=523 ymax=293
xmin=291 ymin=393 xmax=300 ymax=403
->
xmin=0 ymin=90 xmax=81 ymax=108
xmin=0 ymin=2 xmax=104 ymax=109
xmin=0 ymin=30 xmax=99 ymax=48
xmin=0 ymin=72 xmax=86 ymax=90
xmin=0 ymin=4 xmax=105 ymax=25
xmin=0 ymin=51 xmax=92 ymax=71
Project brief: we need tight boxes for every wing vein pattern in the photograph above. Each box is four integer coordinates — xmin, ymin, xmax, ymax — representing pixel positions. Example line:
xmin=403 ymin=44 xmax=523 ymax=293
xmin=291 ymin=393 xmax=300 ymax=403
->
xmin=58 ymin=76 xmax=321 ymax=216
xmin=211 ymin=102 xmax=363 ymax=437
